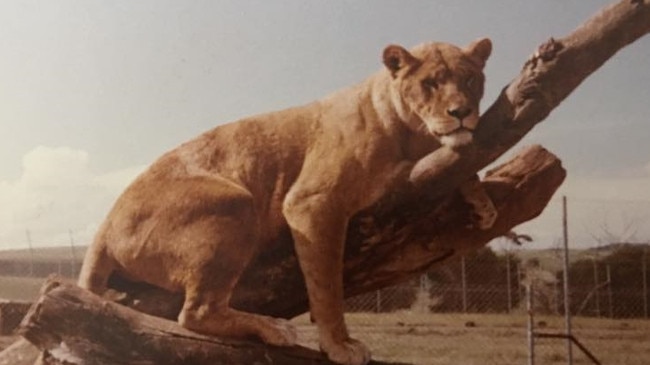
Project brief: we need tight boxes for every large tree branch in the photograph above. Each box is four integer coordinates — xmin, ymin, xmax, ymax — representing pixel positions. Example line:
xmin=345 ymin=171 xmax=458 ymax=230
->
xmin=18 ymin=280 xmax=406 ymax=365
xmin=229 ymin=145 xmax=565 ymax=318
xmin=410 ymin=0 xmax=650 ymax=189
xmin=104 ymin=145 xmax=565 ymax=320
xmin=100 ymin=0 xmax=650 ymax=321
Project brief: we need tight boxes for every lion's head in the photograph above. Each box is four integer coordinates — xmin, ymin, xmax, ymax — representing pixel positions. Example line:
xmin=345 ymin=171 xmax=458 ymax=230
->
xmin=382 ymin=38 xmax=492 ymax=148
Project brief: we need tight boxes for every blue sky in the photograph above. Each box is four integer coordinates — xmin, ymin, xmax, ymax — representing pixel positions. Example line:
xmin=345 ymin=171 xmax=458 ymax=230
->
xmin=1 ymin=1 xmax=649 ymax=249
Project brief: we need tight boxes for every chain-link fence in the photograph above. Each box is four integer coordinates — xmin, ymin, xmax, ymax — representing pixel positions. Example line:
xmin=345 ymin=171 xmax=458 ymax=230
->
xmin=1 ymin=245 xmax=650 ymax=363
xmin=333 ymin=242 xmax=650 ymax=365
xmin=2 ymin=195 xmax=650 ymax=364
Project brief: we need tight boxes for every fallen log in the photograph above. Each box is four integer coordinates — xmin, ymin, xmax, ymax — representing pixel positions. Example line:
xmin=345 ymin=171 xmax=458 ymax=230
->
xmin=19 ymin=279 xmax=407 ymax=365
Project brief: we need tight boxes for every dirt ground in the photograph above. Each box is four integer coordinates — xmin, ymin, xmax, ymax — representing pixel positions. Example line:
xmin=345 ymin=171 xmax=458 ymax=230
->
xmin=294 ymin=312 xmax=650 ymax=365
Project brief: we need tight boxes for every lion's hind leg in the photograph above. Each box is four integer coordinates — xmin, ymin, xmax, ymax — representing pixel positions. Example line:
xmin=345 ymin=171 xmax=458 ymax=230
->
xmin=179 ymin=279 xmax=297 ymax=346
xmin=78 ymin=240 xmax=116 ymax=294
xmin=174 ymin=182 xmax=296 ymax=346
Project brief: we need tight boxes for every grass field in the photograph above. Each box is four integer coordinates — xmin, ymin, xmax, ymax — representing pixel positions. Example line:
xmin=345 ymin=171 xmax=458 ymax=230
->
xmin=1 ymin=307 xmax=648 ymax=363
xmin=0 ymin=246 xmax=86 ymax=263
xmin=0 ymin=276 xmax=45 ymax=301
xmin=293 ymin=312 xmax=649 ymax=365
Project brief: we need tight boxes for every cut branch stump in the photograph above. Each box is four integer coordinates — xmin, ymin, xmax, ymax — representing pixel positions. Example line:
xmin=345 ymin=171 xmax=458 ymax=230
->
xmin=19 ymin=279 xmax=408 ymax=365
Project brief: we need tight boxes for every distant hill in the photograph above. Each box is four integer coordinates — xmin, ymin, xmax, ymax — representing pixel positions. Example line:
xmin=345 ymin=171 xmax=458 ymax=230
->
xmin=0 ymin=243 xmax=641 ymax=278
xmin=0 ymin=246 xmax=87 ymax=278
xmin=511 ymin=244 xmax=647 ymax=272
xmin=0 ymin=246 xmax=86 ymax=263
xmin=0 ymin=244 xmax=599 ymax=276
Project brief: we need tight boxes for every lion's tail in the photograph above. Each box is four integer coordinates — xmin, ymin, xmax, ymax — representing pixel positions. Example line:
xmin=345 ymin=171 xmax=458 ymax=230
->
xmin=77 ymin=239 xmax=115 ymax=294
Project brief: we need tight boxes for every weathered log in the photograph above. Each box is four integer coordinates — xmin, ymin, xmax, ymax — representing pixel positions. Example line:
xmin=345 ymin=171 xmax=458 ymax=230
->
xmin=19 ymin=279 xmax=407 ymax=365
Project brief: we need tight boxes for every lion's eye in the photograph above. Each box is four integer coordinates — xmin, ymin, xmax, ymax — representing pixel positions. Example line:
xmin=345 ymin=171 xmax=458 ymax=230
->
xmin=422 ymin=78 xmax=438 ymax=90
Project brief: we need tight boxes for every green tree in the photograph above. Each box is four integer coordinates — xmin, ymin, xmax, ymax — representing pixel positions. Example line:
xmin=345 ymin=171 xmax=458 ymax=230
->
xmin=426 ymin=247 xmax=521 ymax=313
xmin=566 ymin=244 xmax=650 ymax=318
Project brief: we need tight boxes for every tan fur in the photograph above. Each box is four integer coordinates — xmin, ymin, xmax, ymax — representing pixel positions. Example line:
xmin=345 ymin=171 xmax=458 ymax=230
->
xmin=78 ymin=38 xmax=495 ymax=365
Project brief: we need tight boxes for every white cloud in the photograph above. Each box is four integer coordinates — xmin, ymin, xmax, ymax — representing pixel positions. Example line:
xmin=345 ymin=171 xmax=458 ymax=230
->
xmin=21 ymin=146 xmax=91 ymax=187
xmin=0 ymin=146 xmax=144 ymax=250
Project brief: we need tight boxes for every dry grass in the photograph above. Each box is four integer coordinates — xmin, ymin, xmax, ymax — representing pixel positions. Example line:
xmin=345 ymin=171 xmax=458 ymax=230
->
xmin=2 ymin=274 xmax=649 ymax=364
xmin=293 ymin=312 xmax=650 ymax=365
xmin=0 ymin=276 xmax=44 ymax=301
xmin=1 ymin=311 xmax=648 ymax=363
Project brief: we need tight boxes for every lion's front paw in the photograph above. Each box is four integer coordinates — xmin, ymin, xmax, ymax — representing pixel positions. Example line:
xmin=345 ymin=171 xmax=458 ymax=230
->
xmin=320 ymin=337 xmax=371 ymax=365
xmin=259 ymin=317 xmax=298 ymax=347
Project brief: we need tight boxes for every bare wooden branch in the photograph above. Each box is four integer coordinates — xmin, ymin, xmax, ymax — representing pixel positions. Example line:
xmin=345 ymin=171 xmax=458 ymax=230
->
xmin=409 ymin=0 xmax=650 ymax=189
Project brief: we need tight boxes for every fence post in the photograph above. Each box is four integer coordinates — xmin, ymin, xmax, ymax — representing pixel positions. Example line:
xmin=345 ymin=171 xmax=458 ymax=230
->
xmin=526 ymin=282 xmax=535 ymax=365
xmin=606 ymin=264 xmax=613 ymax=318
xmin=592 ymin=257 xmax=601 ymax=318
xmin=554 ymin=275 xmax=560 ymax=315
xmin=69 ymin=229 xmax=78 ymax=277
xmin=643 ymin=247 xmax=648 ymax=319
xmin=375 ymin=290 xmax=381 ymax=313
xmin=506 ymin=251 xmax=512 ymax=313
xmin=26 ymin=229 xmax=35 ymax=277
xmin=461 ymin=256 xmax=467 ymax=313
xmin=562 ymin=196 xmax=573 ymax=365
xmin=517 ymin=262 xmax=523 ymax=305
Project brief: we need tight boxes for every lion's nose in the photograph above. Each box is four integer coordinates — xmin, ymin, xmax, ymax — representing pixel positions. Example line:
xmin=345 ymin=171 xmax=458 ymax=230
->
xmin=447 ymin=106 xmax=472 ymax=121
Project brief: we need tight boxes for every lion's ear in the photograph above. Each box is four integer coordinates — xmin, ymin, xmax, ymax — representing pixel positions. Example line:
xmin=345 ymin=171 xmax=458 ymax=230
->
xmin=382 ymin=45 xmax=419 ymax=77
xmin=465 ymin=38 xmax=492 ymax=69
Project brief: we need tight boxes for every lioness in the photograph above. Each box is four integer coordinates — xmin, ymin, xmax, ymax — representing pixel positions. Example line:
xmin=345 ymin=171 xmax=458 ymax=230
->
xmin=79 ymin=38 xmax=496 ymax=365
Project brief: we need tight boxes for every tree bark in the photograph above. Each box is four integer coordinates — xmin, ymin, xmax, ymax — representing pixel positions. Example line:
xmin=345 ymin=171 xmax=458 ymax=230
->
xmin=230 ymin=145 xmax=566 ymax=318
xmin=19 ymin=280 xmax=407 ymax=365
